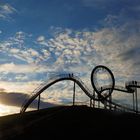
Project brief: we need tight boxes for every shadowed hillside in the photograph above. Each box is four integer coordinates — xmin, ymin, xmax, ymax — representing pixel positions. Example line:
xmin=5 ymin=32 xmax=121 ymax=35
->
xmin=0 ymin=105 xmax=140 ymax=139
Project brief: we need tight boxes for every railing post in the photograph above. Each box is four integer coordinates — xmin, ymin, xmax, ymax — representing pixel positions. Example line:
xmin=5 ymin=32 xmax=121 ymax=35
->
xmin=90 ymin=98 xmax=92 ymax=107
xmin=135 ymin=81 xmax=138 ymax=113
xmin=133 ymin=92 xmax=135 ymax=110
xmin=109 ymin=95 xmax=112 ymax=110
xmin=109 ymin=89 xmax=112 ymax=110
xmin=93 ymin=90 xmax=95 ymax=108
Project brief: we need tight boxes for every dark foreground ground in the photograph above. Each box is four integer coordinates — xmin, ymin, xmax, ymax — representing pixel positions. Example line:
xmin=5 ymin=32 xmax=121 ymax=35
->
xmin=0 ymin=105 xmax=140 ymax=140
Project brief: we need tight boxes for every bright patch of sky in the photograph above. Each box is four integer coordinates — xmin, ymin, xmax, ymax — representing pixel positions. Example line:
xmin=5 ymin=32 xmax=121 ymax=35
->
xmin=0 ymin=0 xmax=140 ymax=115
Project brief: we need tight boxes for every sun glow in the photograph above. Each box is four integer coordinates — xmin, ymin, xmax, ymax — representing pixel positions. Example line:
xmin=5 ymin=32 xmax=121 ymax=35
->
xmin=0 ymin=104 xmax=20 ymax=116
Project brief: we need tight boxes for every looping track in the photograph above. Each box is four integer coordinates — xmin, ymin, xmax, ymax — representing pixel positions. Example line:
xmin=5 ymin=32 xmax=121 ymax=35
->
xmin=20 ymin=74 xmax=140 ymax=114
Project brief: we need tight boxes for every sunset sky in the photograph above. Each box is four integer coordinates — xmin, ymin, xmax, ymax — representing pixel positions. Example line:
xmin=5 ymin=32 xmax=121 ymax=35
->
xmin=0 ymin=0 xmax=140 ymax=116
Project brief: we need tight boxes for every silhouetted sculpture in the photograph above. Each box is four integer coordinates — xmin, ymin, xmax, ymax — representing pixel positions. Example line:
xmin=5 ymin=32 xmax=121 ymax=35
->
xmin=91 ymin=65 xmax=115 ymax=100
xmin=20 ymin=65 xmax=140 ymax=114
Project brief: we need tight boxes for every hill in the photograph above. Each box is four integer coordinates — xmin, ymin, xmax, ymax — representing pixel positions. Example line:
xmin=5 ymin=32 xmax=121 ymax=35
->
xmin=0 ymin=105 xmax=140 ymax=139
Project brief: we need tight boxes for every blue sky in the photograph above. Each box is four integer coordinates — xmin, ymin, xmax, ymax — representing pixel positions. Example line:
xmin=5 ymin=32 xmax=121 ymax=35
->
xmin=0 ymin=0 xmax=140 ymax=115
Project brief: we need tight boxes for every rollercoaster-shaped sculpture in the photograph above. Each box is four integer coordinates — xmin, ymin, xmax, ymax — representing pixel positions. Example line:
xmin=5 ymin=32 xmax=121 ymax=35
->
xmin=20 ymin=65 xmax=140 ymax=114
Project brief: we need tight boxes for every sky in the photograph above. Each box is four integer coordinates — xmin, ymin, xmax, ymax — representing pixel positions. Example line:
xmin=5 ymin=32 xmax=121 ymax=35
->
xmin=0 ymin=0 xmax=140 ymax=116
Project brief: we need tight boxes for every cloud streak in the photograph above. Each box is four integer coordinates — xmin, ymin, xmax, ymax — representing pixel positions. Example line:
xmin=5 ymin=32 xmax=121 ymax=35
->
xmin=0 ymin=3 xmax=17 ymax=21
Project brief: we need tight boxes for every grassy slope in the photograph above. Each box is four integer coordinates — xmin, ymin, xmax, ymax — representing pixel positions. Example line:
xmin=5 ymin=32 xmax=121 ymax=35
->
xmin=0 ymin=105 xmax=140 ymax=139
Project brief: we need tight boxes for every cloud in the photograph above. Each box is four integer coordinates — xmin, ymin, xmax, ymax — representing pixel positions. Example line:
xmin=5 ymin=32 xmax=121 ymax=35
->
xmin=15 ymin=74 xmax=28 ymax=81
xmin=0 ymin=3 xmax=17 ymax=20
xmin=0 ymin=91 xmax=56 ymax=109
xmin=41 ymin=29 xmax=96 ymax=70
xmin=5 ymin=23 xmax=133 ymax=85
xmin=44 ymin=27 xmax=138 ymax=81
xmin=37 ymin=35 xmax=45 ymax=42
xmin=0 ymin=31 xmax=45 ymax=64
xmin=1 ymin=24 xmax=140 ymax=86
xmin=0 ymin=80 xmax=42 ymax=93
xmin=0 ymin=63 xmax=49 ymax=74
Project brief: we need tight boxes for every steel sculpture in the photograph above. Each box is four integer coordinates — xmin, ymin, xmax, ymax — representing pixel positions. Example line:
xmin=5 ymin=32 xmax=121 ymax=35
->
xmin=91 ymin=65 xmax=115 ymax=100
xmin=20 ymin=65 xmax=140 ymax=114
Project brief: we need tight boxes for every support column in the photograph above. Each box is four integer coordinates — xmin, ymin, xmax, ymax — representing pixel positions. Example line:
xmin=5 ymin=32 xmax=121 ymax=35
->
xmin=93 ymin=90 xmax=95 ymax=108
xmin=98 ymin=98 xmax=100 ymax=108
xmin=38 ymin=94 xmax=40 ymax=110
xmin=73 ymin=81 xmax=76 ymax=106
